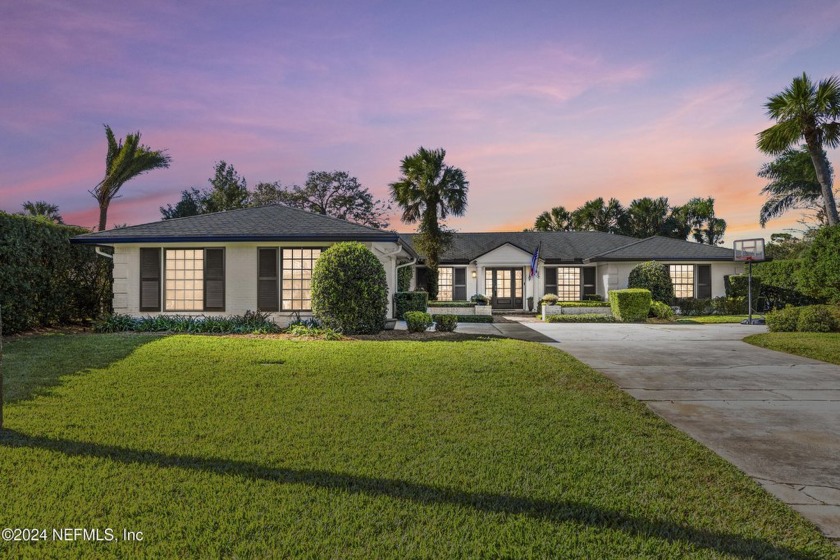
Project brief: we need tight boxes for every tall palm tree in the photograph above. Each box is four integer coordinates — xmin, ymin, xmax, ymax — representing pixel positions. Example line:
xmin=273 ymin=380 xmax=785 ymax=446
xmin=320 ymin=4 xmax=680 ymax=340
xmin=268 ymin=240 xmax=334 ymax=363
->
xmin=533 ymin=206 xmax=572 ymax=231
xmin=21 ymin=200 xmax=63 ymax=224
xmin=757 ymin=147 xmax=830 ymax=227
xmin=619 ymin=197 xmax=673 ymax=238
xmin=390 ymin=147 xmax=468 ymax=297
xmin=91 ymin=125 xmax=171 ymax=231
xmin=571 ymin=197 xmax=624 ymax=233
xmin=757 ymin=73 xmax=840 ymax=226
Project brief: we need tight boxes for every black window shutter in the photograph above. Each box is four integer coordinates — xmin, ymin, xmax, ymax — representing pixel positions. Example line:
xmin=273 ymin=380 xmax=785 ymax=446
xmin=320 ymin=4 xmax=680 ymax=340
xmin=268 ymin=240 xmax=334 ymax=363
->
xmin=453 ymin=268 xmax=467 ymax=300
xmin=697 ymin=265 xmax=712 ymax=299
xmin=582 ymin=267 xmax=597 ymax=297
xmin=257 ymin=248 xmax=279 ymax=312
xmin=416 ymin=267 xmax=429 ymax=292
xmin=139 ymin=248 xmax=161 ymax=312
xmin=544 ymin=267 xmax=557 ymax=295
xmin=204 ymin=248 xmax=225 ymax=311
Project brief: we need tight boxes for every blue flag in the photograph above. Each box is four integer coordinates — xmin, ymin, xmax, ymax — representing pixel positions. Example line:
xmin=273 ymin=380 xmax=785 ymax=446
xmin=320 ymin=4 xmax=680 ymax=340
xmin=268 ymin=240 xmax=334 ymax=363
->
xmin=529 ymin=242 xmax=541 ymax=279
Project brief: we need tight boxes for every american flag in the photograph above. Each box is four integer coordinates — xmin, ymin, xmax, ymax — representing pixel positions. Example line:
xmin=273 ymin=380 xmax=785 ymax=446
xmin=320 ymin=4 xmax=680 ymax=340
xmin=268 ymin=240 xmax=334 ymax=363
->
xmin=529 ymin=242 xmax=541 ymax=279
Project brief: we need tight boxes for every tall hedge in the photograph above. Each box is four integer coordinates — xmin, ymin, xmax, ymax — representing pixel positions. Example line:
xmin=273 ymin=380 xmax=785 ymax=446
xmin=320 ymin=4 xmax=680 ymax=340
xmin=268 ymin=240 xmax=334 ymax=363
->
xmin=609 ymin=288 xmax=652 ymax=322
xmin=627 ymin=261 xmax=674 ymax=304
xmin=0 ymin=212 xmax=111 ymax=334
xmin=311 ymin=242 xmax=388 ymax=334
xmin=799 ymin=225 xmax=840 ymax=303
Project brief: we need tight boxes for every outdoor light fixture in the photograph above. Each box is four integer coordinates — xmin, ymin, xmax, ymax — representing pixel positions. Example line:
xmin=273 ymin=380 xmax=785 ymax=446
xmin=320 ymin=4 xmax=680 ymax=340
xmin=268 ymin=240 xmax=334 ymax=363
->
xmin=471 ymin=271 xmax=477 ymax=278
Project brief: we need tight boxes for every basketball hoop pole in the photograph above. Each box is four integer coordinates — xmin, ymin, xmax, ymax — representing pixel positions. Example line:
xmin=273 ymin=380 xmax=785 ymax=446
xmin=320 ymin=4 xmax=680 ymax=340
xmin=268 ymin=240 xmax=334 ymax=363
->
xmin=748 ymin=259 xmax=753 ymax=325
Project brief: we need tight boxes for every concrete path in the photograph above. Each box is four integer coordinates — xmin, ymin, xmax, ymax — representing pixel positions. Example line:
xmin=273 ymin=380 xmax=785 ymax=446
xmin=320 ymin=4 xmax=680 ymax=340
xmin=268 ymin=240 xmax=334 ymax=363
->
xmin=520 ymin=322 xmax=840 ymax=542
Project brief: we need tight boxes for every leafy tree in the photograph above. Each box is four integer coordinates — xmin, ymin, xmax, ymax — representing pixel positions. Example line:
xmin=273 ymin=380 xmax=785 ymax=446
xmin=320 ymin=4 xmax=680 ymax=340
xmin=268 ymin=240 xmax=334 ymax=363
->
xmin=799 ymin=224 xmax=840 ymax=302
xmin=674 ymin=197 xmax=726 ymax=245
xmin=757 ymin=73 xmax=840 ymax=226
xmin=390 ymin=147 xmax=468 ymax=299
xmin=571 ymin=197 xmax=624 ymax=233
xmin=533 ymin=206 xmax=572 ymax=231
xmin=259 ymin=171 xmax=390 ymax=229
xmin=766 ymin=233 xmax=809 ymax=260
xmin=92 ymin=125 xmax=171 ymax=231
xmin=21 ymin=201 xmax=63 ymax=224
xmin=205 ymin=161 xmax=249 ymax=212
xmin=249 ymin=181 xmax=285 ymax=207
xmin=757 ymin=146 xmax=831 ymax=227
xmin=160 ymin=188 xmax=208 ymax=219
xmin=619 ymin=197 xmax=674 ymax=238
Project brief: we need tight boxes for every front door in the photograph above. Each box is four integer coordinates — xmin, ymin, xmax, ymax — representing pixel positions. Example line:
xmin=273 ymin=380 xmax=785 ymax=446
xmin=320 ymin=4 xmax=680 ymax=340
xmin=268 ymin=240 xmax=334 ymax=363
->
xmin=485 ymin=268 xmax=523 ymax=309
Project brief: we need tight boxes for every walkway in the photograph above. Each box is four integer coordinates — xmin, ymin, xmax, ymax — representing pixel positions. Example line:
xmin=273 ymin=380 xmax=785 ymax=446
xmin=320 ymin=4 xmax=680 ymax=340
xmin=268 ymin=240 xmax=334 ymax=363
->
xmin=519 ymin=321 xmax=840 ymax=542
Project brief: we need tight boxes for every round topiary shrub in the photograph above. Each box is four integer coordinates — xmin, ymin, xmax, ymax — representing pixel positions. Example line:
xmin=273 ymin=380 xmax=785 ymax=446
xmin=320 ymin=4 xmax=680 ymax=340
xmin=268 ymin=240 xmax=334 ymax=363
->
xmin=311 ymin=242 xmax=388 ymax=334
xmin=628 ymin=261 xmax=674 ymax=304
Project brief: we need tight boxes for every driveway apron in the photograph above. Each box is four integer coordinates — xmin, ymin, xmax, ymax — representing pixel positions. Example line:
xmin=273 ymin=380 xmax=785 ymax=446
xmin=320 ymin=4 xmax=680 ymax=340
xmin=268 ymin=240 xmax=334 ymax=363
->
xmin=522 ymin=322 xmax=840 ymax=542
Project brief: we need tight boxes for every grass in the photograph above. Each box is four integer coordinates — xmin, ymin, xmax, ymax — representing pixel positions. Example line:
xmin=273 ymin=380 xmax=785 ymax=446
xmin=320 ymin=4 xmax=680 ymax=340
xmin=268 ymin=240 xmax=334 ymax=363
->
xmin=677 ymin=315 xmax=755 ymax=324
xmin=744 ymin=332 xmax=840 ymax=365
xmin=0 ymin=334 xmax=835 ymax=558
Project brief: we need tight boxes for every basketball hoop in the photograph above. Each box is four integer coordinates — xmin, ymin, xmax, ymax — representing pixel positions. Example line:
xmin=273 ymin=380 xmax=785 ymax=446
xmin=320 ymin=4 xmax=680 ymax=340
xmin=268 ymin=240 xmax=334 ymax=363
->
xmin=733 ymin=238 xmax=765 ymax=325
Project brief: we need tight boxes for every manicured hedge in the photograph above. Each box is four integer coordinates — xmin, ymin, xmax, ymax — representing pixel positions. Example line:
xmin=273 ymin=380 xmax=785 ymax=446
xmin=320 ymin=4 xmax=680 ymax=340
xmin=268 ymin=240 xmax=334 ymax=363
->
xmin=428 ymin=300 xmax=476 ymax=308
xmin=434 ymin=315 xmax=458 ymax=332
xmin=404 ymin=311 xmax=433 ymax=332
xmin=431 ymin=314 xmax=493 ymax=323
xmin=545 ymin=314 xmax=617 ymax=323
xmin=609 ymin=289 xmax=651 ymax=322
xmin=94 ymin=311 xmax=280 ymax=334
xmin=397 ymin=266 xmax=412 ymax=292
xmin=628 ymin=261 xmax=674 ymax=303
xmin=394 ymin=291 xmax=428 ymax=320
xmin=675 ymin=297 xmax=748 ymax=316
xmin=311 ymin=242 xmax=387 ymax=334
xmin=0 ymin=212 xmax=111 ymax=334
xmin=554 ymin=301 xmax=612 ymax=308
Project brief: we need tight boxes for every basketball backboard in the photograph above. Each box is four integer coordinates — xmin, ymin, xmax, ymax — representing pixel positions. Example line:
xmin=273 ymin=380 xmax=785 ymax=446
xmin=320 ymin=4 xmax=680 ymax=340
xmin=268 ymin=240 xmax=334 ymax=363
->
xmin=733 ymin=238 xmax=765 ymax=262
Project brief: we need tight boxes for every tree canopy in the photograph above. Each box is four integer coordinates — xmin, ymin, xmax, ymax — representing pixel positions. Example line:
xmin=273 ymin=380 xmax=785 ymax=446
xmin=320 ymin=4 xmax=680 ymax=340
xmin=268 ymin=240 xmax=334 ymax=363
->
xmin=757 ymin=146 xmax=831 ymax=227
xmin=21 ymin=201 xmax=63 ymax=224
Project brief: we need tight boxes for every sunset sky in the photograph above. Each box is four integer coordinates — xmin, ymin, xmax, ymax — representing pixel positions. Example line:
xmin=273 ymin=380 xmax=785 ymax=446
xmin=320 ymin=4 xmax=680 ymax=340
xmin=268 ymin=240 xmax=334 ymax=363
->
xmin=2 ymin=0 xmax=840 ymax=242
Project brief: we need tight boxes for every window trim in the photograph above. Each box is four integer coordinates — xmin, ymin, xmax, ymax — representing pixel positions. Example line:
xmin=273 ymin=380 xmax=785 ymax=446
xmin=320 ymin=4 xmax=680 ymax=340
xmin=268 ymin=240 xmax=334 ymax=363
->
xmin=280 ymin=247 xmax=324 ymax=312
xmin=161 ymin=247 xmax=225 ymax=312
xmin=669 ymin=264 xmax=696 ymax=299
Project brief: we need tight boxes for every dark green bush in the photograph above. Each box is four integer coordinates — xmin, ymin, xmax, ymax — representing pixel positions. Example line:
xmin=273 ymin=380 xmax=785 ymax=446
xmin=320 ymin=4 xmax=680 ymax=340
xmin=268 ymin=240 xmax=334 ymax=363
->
xmin=725 ymin=275 xmax=761 ymax=299
xmin=712 ymin=297 xmax=748 ymax=315
xmin=0 ymin=212 xmax=112 ymax=334
xmin=556 ymin=301 xmax=611 ymax=308
xmin=434 ymin=315 xmax=458 ymax=332
xmin=765 ymin=307 xmax=801 ymax=332
xmin=650 ymin=300 xmax=675 ymax=320
xmin=546 ymin=314 xmax=617 ymax=323
xmin=470 ymin=293 xmax=490 ymax=305
xmin=428 ymin=301 xmax=475 ymax=308
xmin=583 ymin=293 xmax=604 ymax=302
xmin=675 ymin=298 xmax=713 ymax=316
xmin=397 ymin=265 xmax=412 ymax=292
xmin=311 ymin=242 xmax=388 ymax=334
xmin=433 ymin=314 xmax=493 ymax=323
xmin=752 ymin=259 xmax=821 ymax=310
xmin=628 ymin=261 xmax=674 ymax=304
xmin=800 ymin=226 xmax=840 ymax=303
xmin=797 ymin=305 xmax=838 ymax=333
xmin=404 ymin=311 xmax=433 ymax=333
xmin=609 ymin=289 xmax=651 ymax=322
xmin=394 ymin=291 xmax=428 ymax=320
xmin=94 ymin=311 xmax=280 ymax=334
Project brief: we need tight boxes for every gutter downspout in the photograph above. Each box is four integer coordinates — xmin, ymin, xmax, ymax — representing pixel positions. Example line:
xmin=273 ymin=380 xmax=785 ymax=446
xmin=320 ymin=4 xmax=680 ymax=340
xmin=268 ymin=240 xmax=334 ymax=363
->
xmin=95 ymin=247 xmax=113 ymax=259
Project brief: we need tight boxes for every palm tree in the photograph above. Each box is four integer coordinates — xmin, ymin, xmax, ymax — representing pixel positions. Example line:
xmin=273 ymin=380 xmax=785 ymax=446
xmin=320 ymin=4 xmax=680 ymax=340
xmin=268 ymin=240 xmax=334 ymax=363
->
xmin=757 ymin=147 xmax=830 ymax=227
xmin=571 ymin=197 xmax=624 ymax=233
xmin=21 ymin=200 xmax=63 ymax=224
xmin=91 ymin=125 xmax=171 ymax=231
xmin=757 ymin=73 xmax=840 ymax=226
xmin=390 ymin=147 xmax=468 ymax=298
xmin=619 ymin=197 xmax=673 ymax=238
xmin=533 ymin=206 xmax=572 ymax=231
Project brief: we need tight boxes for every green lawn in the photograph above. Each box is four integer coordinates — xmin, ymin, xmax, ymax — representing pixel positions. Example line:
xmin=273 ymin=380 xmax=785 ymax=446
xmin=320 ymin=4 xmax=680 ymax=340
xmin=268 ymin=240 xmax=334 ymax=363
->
xmin=745 ymin=332 xmax=840 ymax=365
xmin=0 ymin=334 xmax=835 ymax=558
xmin=677 ymin=315 xmax=755 ymax=324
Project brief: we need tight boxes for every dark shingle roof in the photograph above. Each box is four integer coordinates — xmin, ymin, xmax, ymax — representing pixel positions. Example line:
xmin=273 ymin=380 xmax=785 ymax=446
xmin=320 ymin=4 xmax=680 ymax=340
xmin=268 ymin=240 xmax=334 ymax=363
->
xmin=399 ymin=231 xmax=735 ymax=263
xmin=71 ymin=205 xmax=400 ymax=244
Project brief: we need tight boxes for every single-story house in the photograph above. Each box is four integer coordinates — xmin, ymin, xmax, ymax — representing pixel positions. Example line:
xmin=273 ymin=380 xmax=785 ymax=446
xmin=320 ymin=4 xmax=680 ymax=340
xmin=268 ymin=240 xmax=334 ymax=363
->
xmin=401 ymin=231 xmax=744 ymax=310
xmin=72 ymin=206 xmax=744 ymax=321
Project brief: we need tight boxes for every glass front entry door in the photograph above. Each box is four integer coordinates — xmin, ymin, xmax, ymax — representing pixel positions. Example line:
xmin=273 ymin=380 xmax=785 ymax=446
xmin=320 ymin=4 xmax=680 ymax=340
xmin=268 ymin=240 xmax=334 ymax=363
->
xmin=485 ymin=268 xmax=523 ymax=309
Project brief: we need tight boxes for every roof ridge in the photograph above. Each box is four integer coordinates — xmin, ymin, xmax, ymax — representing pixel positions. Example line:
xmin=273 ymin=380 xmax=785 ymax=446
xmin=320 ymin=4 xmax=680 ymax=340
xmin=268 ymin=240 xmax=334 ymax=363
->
xmin=585 ymin=235 xmax=655 ymax=259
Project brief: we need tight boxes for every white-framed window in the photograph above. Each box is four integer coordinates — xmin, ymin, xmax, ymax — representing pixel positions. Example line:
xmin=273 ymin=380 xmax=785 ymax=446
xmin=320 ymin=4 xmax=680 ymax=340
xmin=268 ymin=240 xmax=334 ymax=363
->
xmin=557 ymin=268 xmax=581 ymax=301
xmin=165 ymin=249 xmax=204 ymax=311
xmin=437 ymin=267 xmax=454 ymax=301
xmin=281 ymin=248 xmax=321 ymax=310
xmin=669 ymin=264 xmax=695 ymax=298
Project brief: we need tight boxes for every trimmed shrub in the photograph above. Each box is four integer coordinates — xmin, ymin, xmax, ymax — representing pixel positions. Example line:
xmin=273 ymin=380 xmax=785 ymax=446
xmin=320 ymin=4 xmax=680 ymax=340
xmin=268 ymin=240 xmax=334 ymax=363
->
xmin=394 ymin=291 xmax=428 ymax=320
xmin=546 ymin=314 xmax=617 ymax=323
xmin=674 ymin=298 xmax=713 ymax=316
xmin=397 ymin=265 xmax=412 ymax=292
xmin=797 ymin=305 xmax=839 ymax=333
xmin=583 ymin=293 xmax=604 ymax=302
xmin=725 ymin=275 xmax=762 ymax=299
xmin=405 ymin=311 xmax=433 ymax=332
xmin=0 ymin=212 xmax=112 ymax=334
xmin=650 ymin=300 xmax=675 ymax=320
xmin=434 ymin=314 xmax=493 ymax=323
xmin=556 ymin=301 xmax=612 ymax=308
xmin=94 ymin=311 xmax=280 ymax=334
xmin=765 ymin=307 xmax=801 ymax=332
xmin=609 ymin=289 xmax=652 ymax=322
xmin=428 ymin=301 xmax=475 ymax=308
xmin=435 ymin=315 xmax=458 ymax=332
xmin=311 ymin=242 xmax=388 ymax=334
xmin=540 ymin=294 xmax=559 ymax=305
xmin=800 ymin=225 xmax=840 ymax=303
xmin=628 ymin=261 xmax=674 ymax=304
xmin=470 ymin=293 xmax=490 ymax=305
xmin=712 ymin=297 xmax=748 ymax=315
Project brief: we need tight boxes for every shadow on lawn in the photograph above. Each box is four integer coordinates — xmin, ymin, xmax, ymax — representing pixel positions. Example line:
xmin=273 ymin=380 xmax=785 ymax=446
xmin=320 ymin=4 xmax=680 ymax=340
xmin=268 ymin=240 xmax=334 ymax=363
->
xmin=0 ymin=429 xmax=820 ymax=559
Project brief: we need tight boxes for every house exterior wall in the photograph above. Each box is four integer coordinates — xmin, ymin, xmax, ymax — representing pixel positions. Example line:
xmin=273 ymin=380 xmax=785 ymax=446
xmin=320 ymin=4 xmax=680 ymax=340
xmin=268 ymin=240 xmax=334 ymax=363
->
xmin=598 ymin=261 xmax=744 ymax=298
xmin=111 ymin=241 xmax=403 ymax=326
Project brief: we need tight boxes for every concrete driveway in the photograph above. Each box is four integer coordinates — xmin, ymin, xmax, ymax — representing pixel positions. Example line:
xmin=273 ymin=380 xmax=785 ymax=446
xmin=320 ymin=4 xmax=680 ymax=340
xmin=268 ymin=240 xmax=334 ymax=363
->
xmin=522 ymin=321 xmax=840 ymax=542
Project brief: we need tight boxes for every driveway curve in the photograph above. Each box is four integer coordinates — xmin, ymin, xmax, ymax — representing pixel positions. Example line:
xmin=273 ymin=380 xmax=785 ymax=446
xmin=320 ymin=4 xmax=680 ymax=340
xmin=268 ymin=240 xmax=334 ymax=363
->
xmin=522 ymin=322 xmax=840 ymax=542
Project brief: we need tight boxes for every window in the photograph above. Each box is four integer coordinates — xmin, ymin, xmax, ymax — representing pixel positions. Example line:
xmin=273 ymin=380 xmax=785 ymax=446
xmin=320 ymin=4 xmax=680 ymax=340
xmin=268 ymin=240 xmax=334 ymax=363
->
xmin=437 ymin=267 xmax=454 ymax=301
xmin=281 ymin=248 xmax=321 ymax=310
xmin=669 ymin=265 xmax=695 ymax=298
xmin=165 ymin=249 xmax=204 ymax=311
xmin=557 ymin=268 xmax=582 ymax=301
